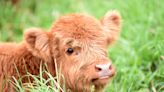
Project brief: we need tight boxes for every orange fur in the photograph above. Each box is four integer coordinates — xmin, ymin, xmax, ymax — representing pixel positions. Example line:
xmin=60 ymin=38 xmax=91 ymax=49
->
xmin=0 ymin=11 xmax=121 ymax=92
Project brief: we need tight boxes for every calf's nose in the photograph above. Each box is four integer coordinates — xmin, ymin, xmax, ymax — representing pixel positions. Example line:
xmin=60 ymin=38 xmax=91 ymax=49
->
xmin=95 ymin=63 xmax=115 ymax=77
xmin=95 ymin=63 xmax=111 ymax=71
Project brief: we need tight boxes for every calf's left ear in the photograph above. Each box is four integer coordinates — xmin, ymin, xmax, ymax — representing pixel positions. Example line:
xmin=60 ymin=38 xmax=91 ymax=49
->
xmin=24 ymin=28 xmax=51 ymax=62
xmin=101 ymin=10 xmax=121 ymax=45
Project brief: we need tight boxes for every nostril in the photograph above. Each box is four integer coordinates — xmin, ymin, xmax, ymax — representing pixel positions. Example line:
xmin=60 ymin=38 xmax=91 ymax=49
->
xmin=97 ymin=67 xmax=102 ymax=71
xmin=109 ymin=65 xmax=112 ymax=70
xmin=95 ymin=66 xmax=102 ymax=72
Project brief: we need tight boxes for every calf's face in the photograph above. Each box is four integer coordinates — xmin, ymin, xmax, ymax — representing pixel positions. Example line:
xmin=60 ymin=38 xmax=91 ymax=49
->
xmin=25 ymin=11 xmax=121 ymax=92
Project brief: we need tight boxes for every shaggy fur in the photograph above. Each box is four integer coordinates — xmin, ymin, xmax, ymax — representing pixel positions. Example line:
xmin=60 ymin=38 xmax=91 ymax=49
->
xmin=0 ymin=11 xmax=121 ymax=92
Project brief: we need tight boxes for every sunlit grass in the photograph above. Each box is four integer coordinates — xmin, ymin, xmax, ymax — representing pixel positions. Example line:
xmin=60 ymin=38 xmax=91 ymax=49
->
xmin=9 ymin=61 xmax=65 ymax=92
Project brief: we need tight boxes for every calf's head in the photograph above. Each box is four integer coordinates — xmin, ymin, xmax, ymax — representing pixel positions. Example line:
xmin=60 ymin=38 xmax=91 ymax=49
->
xmin=24 ymin=11 xmax=121 ymax=92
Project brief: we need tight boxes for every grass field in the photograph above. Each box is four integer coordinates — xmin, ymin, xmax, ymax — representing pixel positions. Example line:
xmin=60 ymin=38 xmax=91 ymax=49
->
xmin=0 ymin=0 xmax=164 ymax=92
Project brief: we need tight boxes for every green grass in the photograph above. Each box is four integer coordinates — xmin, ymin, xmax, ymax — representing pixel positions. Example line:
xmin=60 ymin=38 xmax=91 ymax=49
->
xmin=0 ymin=0 xmax=164 ymax=92
xmin=10 ymin=62 xmax=65 ymax=92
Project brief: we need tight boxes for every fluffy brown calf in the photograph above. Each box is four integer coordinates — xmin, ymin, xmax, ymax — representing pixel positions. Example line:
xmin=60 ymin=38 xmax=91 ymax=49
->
xmin=0 ymin=11 xmax=121 ymax=92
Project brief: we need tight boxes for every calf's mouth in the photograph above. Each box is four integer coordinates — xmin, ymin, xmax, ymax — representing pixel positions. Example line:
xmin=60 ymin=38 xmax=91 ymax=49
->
xmin=91 ymin=68 xmax=115 ymax=86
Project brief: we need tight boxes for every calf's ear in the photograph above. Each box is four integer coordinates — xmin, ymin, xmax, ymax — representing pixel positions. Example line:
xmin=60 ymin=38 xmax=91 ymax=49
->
xmin=101 ymin=10 xmax=121 ymax=45
xmin=24 ymin=28 xmax=51 ymax=62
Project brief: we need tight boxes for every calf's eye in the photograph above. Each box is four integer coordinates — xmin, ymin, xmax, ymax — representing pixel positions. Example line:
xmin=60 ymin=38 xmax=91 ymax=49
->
xmin=66 ymin=48 xmax=74 ymax=54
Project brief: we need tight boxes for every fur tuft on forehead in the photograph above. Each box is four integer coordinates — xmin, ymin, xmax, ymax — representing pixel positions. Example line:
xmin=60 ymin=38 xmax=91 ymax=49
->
xmin=51 ymin=14 xmax=104 ymax=39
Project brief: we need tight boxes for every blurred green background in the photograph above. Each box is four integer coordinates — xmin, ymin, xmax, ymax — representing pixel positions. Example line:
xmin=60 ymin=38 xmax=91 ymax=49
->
xmin=0 ymin=0 xmax=164 ymax=92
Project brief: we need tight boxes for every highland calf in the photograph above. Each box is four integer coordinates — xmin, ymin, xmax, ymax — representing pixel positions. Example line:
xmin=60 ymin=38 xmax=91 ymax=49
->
xmin=0 ymin=11 xmax=121 ymax=92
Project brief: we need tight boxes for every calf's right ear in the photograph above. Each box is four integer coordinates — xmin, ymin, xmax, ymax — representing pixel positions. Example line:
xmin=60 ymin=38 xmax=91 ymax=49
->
xmin=24 ymin=28 xmax=51 ymax=62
